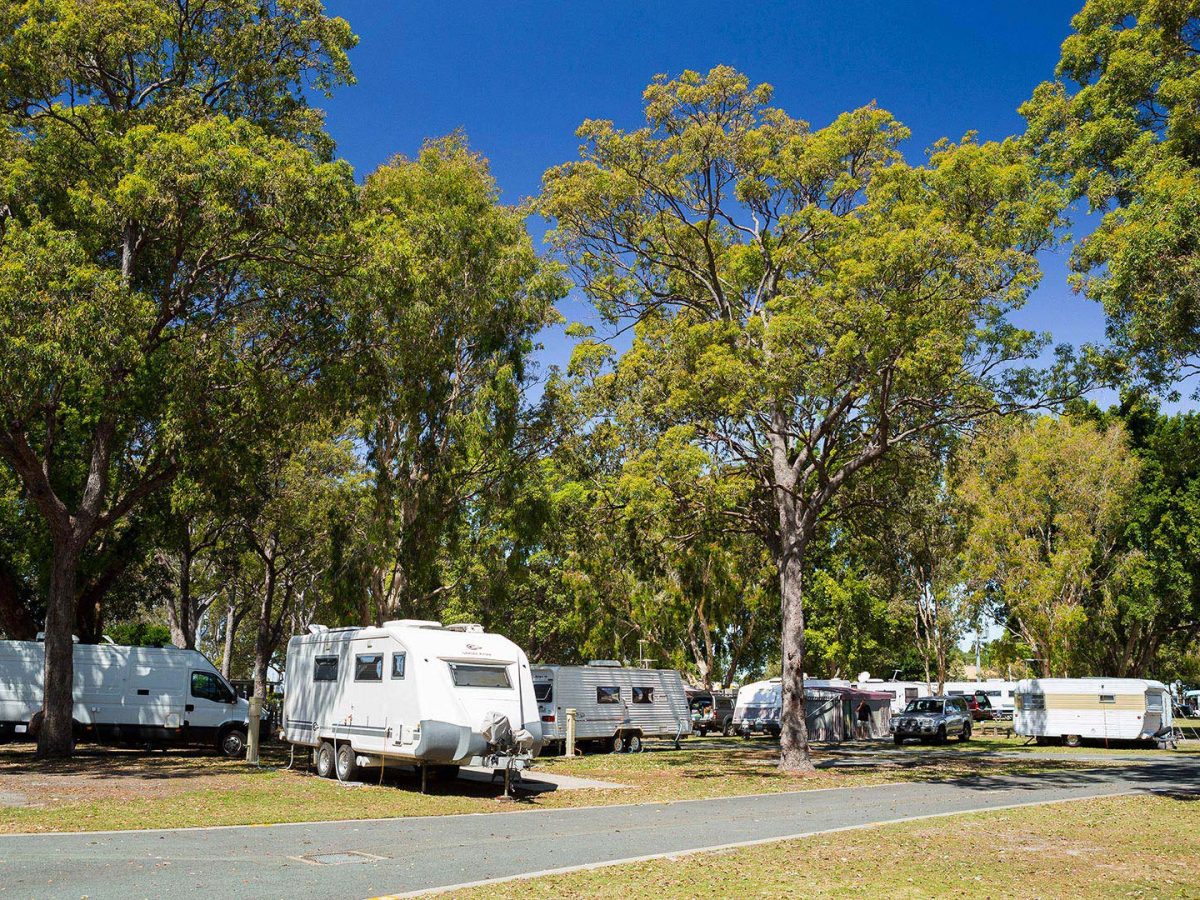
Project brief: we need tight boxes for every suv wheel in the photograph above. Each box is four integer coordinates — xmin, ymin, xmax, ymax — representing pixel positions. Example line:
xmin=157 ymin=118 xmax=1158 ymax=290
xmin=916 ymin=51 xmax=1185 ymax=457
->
xmin=894 ymin=734 xmax=904 ymax=746
xmin=960 ymin=723 xmax=971 ymax=742
xmin=935 ymin=725 xmax=947 ymax=745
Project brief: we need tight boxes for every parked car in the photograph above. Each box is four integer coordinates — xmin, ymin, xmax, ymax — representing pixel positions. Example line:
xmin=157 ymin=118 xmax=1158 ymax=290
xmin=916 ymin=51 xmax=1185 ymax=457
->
xmin=892 ymin=696 xmax=973 ymax=744
xmin=687 ymin=690 xmax=735 ymax=737
xmin=965 ymin=693 xmax=997 ymax=722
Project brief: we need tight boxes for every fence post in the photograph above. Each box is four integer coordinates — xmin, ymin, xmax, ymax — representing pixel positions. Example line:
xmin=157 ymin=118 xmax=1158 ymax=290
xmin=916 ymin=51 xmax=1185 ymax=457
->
xmin=565 ymin=707 xmax=577 ymax=757
xmin=247 ymin=696 xmax=261 ymax=764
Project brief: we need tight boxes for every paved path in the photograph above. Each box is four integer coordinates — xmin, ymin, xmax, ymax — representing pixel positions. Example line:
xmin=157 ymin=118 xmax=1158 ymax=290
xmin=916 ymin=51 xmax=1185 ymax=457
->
xmin=0 ymin=757 xmax=1193 ymax=900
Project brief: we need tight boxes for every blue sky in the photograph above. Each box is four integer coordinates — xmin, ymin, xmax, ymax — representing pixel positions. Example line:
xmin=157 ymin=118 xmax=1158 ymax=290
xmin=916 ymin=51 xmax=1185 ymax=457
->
xmin=319 ymin=0 xmax=1125 ymax=400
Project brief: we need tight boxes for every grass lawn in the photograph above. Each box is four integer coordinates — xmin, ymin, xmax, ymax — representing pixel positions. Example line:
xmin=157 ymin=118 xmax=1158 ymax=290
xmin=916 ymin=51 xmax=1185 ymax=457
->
xmin=0 ymin=737 xmax=1170 ymax=834
xmin=448 ymin=792 xmax=1200 ymax=899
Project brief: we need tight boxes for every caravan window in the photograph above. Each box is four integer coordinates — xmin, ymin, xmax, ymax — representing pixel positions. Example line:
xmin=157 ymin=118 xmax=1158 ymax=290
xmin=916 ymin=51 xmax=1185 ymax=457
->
xmin=449 ymin=663 xmax=511 ymax=688
xmin=190 ymin=671 xmax=234 ymax=703
xmin=1017 ymin=693 xmax=1045 ymax=710
xmin=632 ymin=686 xmax=655 ymax=704
xmin=1099 ymin=693 xmax=1116 ymax=704
xmin=355 ymin=654 xmax=383 ymax=682
xmin=597 ymin=686 xmax=620 ymax=704
xmin=391 ymin=653 xmax=406 ymax=679
xmin=314 ymin=656 xmax=339 ymax=682
xmin=534 ymin=682 xmax=553 ymax=702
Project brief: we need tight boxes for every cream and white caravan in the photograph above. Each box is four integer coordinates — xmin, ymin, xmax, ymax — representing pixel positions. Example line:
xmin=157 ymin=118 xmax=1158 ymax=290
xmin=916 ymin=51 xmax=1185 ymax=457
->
xmin=1014 ymin=677 xmax=1174 ymax=747
xmin=0 ymin=640 xmax=252 ymax=755
xmin=282 ymin=620 xmax=542 ymax=781
xmin=532 ymin=663 xmax=692 ymax=753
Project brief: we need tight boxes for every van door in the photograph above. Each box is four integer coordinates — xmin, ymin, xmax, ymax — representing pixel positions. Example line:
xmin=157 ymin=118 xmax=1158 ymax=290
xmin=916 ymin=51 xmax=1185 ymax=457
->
xmin=187 ymin=670 xmax=238 ymax=745
xmin=128 ymin=658 xmax=185 ymax=743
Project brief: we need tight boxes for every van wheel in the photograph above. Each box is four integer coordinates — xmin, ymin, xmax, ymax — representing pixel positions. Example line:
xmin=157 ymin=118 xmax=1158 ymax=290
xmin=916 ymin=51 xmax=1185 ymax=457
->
xmin=627 ymin=733 xmax=643 ymax=753
xmin=316 ymin=741 xmax=336 ymax=778
xmin=1064 ymin=734 xmax=1081 ymax=748
xmin=219 ymin=727 xmax=247 ymax=759
xmin=336 ymin=743 xmax=360 ymax=781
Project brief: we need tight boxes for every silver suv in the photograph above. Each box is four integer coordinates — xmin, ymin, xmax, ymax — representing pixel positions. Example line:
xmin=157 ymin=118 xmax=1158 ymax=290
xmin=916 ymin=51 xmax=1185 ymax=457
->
xmin=892 ymin=696 xmax=972 ymax=745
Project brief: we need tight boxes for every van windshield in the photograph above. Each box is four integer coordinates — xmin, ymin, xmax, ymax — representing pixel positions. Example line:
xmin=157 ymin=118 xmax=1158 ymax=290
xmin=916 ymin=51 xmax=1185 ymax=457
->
xmin=449 ymin=663 xmax=511 ymax=688
xmin=903 ymin=699 xmax=944 ymax=714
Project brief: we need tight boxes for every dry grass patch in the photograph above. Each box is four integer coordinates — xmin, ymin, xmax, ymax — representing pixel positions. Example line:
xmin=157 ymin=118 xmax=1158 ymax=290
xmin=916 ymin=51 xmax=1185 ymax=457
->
xmin=0 ymin=739 xmax=1128 ymax=834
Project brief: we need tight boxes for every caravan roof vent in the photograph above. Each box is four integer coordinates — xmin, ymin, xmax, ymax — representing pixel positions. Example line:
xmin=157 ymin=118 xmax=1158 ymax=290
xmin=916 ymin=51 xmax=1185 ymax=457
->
xmin=444 ymin=623 xmax=484 ymax=633
xmin=308 ymin=624 xmax=329 ymax=635
xmin=384 ymin=619 xmax=443 ymax=630
xmin=586 ymin=660 xmax=624 ymax=668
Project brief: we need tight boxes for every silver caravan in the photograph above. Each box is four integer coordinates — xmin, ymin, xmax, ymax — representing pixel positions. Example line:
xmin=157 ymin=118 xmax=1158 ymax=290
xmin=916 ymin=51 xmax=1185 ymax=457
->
xmin=282 ymin=620 xmax=542 ymax=781
xmin=532 ymin=663 xmax=692 ymax=753
xmin=0 ymin=639 xmax=253 ymax=756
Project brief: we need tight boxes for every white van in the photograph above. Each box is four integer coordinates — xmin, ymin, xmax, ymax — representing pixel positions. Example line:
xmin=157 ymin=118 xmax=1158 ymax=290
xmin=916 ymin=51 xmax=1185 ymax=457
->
xmin=0 ymin=640 xmax=253 ymax=756
xmin=282 ymin=620 xmax=542 ymax=781
xmin=1014 ymin=677 xmax=1174 ymax=747
xmin=532 ymin=662 xmax=692 ymax=753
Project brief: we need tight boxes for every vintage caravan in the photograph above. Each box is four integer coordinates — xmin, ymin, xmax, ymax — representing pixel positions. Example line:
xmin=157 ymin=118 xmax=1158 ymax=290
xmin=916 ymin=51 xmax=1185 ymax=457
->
xmin=282 ymin=620 xmax=542 ymax=781
xmin=0 ymin=639 xmax=253 ymax=756
xmin=532 ymin=663 xmax=692 ymax=753
xmin=1013 ymin=677 xmax=1174 ymax=747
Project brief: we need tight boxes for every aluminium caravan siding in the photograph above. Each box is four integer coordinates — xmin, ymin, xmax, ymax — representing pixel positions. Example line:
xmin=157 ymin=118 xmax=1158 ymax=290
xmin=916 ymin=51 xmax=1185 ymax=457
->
xmin=534 ymin=666 xmax=692 ymax=742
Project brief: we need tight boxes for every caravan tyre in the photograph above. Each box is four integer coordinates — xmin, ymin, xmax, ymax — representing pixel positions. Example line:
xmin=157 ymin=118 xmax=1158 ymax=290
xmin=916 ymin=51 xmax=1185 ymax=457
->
xmin=627 ymin=733 xmax=643 ymax=753
xmin=316 ymin=741 xmax=336 ymax=779
xmin=610 ymin=733 xmax=624 ymax=754
xmin=336 ymin=743 xmax=360 ymax=781
xmin=428 ymin=764 xmax=460 ymax=782
xmin=1064 ymin=734 xmax=1082 ymax=748
xmin=219 ymin=727 xmax=247 ymax=759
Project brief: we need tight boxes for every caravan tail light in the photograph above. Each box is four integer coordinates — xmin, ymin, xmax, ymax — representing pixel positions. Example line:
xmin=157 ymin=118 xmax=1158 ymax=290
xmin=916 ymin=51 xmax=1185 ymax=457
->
xmin=541 ymin=714 xmax=556 ymax=723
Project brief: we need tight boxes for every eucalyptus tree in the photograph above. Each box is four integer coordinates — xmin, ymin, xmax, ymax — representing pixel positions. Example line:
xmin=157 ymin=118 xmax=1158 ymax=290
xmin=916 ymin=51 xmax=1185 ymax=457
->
xmin=1023 ymin=0 xmax=1200 ymax=385
xmin=957 ymin=416 xmax=1141 ymax=677
xmin=0 ymin=0 xmax=357 ymax=756
xmin=344 ymin=135 xmax=565 ymax=624
xmin=541 ymin=67 xmax=1061 ymax=771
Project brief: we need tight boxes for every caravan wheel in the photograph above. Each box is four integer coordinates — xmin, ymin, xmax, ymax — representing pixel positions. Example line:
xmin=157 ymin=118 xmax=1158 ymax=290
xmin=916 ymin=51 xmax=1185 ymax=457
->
xmin=627 ymin=733 xmax=643 ymax=753
xmin=1064 ymin=734 xmax=1082 ymax=748
xmin=316 ymin=741 xmax=336 ymax=778
xmin=336 ymin=743 xmax=360 ymax=781
xmin=610 ymin=733 xmax=624 ymax=753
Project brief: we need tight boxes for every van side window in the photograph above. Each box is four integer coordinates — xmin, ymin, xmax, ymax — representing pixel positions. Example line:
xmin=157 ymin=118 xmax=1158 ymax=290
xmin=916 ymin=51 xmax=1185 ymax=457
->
xmin=597 ymin=686 xmax=620 ymax=704
xmin=191 ymin=671 xmax=233 ymax=703
xmin=314 ymin=656 xmax=338 ymax=682
xmin=632 ymin=687 xmax=655 ymax=704
xmin=355 ymin=654 xmax=383 ymax=682
xmin=391 ymin=653 xmax=406 ymax=679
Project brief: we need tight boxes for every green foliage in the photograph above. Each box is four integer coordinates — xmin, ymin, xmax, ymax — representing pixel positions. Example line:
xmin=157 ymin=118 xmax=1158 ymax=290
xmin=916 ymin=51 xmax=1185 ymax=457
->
xmin=105 ymin=620 xmax=172 ymax=648
xmin=1022 ymin=0 xmax=1200 ymax=383
xmin=957 ymin=415 xmax=1142 ymax=676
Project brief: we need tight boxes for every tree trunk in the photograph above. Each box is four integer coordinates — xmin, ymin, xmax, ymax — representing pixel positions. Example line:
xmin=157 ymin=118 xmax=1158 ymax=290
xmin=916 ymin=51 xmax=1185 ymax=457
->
xmin=38 ymin=540 xmax=80 ymax=758
xmin=252 ymin=552 xmax=277 ymax=701
xmin=778 ymin=542 xmax=813 ymax=773
xmin=221 ymin=600 xmax=242 ymax=680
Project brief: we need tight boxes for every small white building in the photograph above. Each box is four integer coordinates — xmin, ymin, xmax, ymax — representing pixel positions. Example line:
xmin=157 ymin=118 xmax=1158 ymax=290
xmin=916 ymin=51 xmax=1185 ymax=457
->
xmin=1013 ymin=677 xmax=1174 ymax=747
xmin=281 ymin=620 xmax=541 ymax=781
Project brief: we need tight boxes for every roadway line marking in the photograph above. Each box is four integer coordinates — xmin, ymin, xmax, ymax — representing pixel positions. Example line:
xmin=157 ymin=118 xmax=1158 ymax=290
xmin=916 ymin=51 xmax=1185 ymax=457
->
xmin=371 ymin=788 xmax=1146 ymax=899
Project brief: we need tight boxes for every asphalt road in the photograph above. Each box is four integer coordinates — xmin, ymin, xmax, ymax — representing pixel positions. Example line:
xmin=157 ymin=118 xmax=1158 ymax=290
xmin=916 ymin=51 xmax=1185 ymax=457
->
xmin=0 ymin=756 xmax=1193 ymax=900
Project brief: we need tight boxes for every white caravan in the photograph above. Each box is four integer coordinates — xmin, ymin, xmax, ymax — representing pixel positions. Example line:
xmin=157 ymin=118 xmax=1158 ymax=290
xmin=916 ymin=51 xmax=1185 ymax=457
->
xmin=532 ymin=663 xmax=692 ymax=753
xmin=852 ymin=677 xmax=931 ymax=715
xmin=1014 ymin=677 xmax=1174 ymax=747
xmin=732 ymin=678 xmax=782 ymax=735
xmin=282 ymin=620 xmax=542 ymax=781
xmin=0 ymin=640 xmax=252 ymax=756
